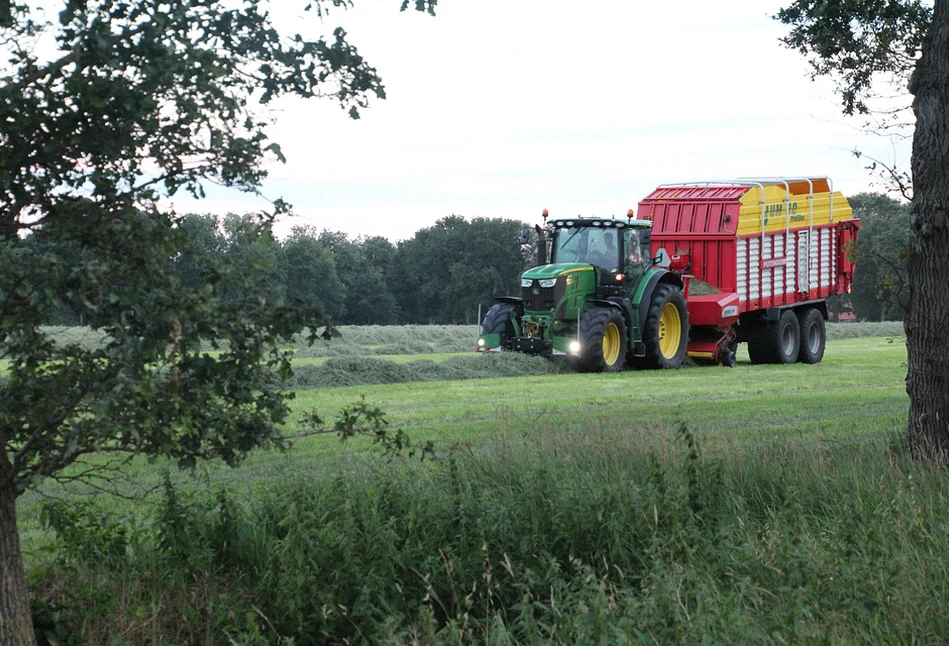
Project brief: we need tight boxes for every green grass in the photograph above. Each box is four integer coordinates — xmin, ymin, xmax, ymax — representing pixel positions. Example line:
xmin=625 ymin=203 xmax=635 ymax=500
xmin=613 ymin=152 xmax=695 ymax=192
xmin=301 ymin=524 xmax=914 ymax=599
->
xmin=285 ymin=336 xmax=907 ymax=449
xmin=17 ymin=325 xmax=923 ymax=644
xmin=15 ymin=336 xmax=908 ymax=524
xmin=31 ymin=408 xmax=948 ymax=644
xmin=16 ymin=335 xmax=908 ymax=490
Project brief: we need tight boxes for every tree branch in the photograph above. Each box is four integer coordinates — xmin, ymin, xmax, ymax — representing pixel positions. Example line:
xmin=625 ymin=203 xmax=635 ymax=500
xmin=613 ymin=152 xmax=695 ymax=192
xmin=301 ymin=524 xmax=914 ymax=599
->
xmin=851 ymin=149 xmax=914 ymax=201
xmin=8 ymin=379 xmax=96 ymax=486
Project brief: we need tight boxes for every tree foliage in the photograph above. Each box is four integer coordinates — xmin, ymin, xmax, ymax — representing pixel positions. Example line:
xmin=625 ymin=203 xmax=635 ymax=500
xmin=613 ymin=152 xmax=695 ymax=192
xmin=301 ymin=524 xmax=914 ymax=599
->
xmin=0 ymin=0 xmax=436 ymax=487
xmin=847 ymin=192 xmax=911 ymax=321
xmin=777 ymin=0 xmax=932 ymax=116
xmin=0 ymin=1 xmax=435 ymax=642
xmin=315 ymin=229 xmax=400 ymax=325
xmin=777 ymin=0 xmax=949 ymax=461
xmin=22 ymin=213 xmax=542 ymax=330
xmin=2 ymin=212 xmax=314 ymax=487
xmin=282 ymin=226 xmax=348 ymax=322
xmin=393 ymin=215 xmax=531 ymax=324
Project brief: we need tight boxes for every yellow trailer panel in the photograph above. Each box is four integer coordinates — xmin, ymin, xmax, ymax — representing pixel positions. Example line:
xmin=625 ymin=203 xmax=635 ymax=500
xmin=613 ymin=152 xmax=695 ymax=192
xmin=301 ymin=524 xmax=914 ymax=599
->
xmin=735 ymin=182 xmax=855 ymax=236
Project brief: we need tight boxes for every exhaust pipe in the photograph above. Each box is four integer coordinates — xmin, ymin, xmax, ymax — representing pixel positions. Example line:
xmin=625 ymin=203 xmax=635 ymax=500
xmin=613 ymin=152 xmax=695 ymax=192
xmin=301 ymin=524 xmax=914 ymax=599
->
xmin=534 ymin=224 xmax=547 ymax=266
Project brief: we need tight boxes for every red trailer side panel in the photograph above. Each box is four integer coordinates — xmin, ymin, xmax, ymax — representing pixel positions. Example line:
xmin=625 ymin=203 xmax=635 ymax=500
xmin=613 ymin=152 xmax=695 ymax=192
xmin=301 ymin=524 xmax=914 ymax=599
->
xmin=638 ymin=179 xmax=859 ymax=323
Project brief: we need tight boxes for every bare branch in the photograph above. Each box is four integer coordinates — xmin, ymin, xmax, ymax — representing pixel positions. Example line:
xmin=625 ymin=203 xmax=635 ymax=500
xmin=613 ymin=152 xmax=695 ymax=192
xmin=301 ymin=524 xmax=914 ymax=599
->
xmin=851 ymin=149 xmax=914 ymax=201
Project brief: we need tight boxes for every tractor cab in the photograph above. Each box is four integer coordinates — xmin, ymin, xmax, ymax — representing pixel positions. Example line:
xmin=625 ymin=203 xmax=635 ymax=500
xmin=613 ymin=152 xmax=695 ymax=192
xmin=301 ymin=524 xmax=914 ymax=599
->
xmin=546 ymin=217 xmax=652 ymax=285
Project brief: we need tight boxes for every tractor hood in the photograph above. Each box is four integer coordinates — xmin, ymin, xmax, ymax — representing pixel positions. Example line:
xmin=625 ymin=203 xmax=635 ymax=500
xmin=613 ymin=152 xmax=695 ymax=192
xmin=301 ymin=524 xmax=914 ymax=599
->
xmin=522 ymin=263 xmax=594 ymax=280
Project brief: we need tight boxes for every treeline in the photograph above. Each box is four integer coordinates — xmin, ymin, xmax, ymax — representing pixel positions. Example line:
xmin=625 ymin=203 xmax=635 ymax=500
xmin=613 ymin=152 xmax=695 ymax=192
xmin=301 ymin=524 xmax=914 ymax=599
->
xmin=28 ymin=213 xmax=531 ymax=327
xmin=846 ymin=192 xmax=910 ymax=322
xmin=27 ymin=194 xmax=907 ymax=327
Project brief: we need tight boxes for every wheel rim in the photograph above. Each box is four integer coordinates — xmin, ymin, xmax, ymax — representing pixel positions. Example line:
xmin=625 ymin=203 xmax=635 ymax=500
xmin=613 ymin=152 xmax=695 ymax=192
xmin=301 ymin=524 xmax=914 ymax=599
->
xmin=805 ymin=322 xmax=821 ymax=354
xmin=602 ymin=322 xmax=622 ymax=366
xmin=781 ymin=324 xmax=795 ymax=356
xmin=658 ymin=303 xmax=681 ymax=359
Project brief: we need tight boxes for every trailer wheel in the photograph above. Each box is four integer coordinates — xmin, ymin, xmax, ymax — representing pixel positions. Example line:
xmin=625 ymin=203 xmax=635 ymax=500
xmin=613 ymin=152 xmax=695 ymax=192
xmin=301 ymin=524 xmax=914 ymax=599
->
xmin=797 ymin=307 xmax=826 ymax=364
xmin=480 ymin=303 xmax=516 ymax=348
xmin=748 ymin=309 xmax=800 ymax=364
xmin=577 ymin=307 xmax=627 ymax=373
xmin=747 ymin=323 xmax=769 ymax=364
xmin=633 ymin=283 xmax=689 ymax=370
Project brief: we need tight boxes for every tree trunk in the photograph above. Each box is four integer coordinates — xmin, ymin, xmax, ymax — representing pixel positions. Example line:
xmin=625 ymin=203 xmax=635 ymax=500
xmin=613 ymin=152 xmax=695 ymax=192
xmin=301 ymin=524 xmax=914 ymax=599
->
xmin=906 ymin=0 xmax=949 ymax=459
xmin=0 ymin=483 xmax=35 ymax=645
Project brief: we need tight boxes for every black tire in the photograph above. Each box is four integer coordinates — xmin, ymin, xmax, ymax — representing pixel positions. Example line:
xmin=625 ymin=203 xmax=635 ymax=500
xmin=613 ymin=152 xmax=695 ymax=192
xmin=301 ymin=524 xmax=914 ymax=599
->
xmin=633 ymin=283 xmax=689 ymax=370
xmin=797 ymin=307 xmax=826 ymax=364
xmin=480 ymin=303 xmax=515 ymax=348
xmin=576 ymin=307 xmax=627 ymax=373
xmin=747 ymin=322 xmax=770 ymax=364
xmin=748 ymin=309 xmax=800 ymax=364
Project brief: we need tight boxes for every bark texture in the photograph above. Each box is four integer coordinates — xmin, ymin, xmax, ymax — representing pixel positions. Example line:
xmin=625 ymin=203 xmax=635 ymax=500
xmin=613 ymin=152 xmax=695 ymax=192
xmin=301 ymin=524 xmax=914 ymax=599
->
xmin=907 ymin=0 xmax=949 ymax=459
xmin=0 ymin=484 xmax=35 ymax=645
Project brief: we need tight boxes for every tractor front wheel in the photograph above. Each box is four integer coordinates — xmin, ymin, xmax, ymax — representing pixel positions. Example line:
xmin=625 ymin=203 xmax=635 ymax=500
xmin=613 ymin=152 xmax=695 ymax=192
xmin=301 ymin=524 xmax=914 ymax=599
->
xmin=577 ymin=307 xmax=627 ymax=373
xmin=633 ymin=283 xmax=689 ymax=370
xmin=480 ymin=303 xmax=516 ymax=349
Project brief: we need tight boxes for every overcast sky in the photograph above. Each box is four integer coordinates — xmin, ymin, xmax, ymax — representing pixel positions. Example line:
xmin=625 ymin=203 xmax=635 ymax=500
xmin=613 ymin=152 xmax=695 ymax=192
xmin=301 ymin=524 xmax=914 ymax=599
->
xmin=169 ymin=0 xmax=914 ymax=242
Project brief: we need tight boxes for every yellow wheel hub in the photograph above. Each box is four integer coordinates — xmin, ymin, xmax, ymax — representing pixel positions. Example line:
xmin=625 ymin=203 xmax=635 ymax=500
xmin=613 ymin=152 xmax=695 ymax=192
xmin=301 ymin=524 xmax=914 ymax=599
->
xmin=658 ymin=303 xmax=682 ymax=359
xmin=602 ymin=322 xmax=622 ymax=366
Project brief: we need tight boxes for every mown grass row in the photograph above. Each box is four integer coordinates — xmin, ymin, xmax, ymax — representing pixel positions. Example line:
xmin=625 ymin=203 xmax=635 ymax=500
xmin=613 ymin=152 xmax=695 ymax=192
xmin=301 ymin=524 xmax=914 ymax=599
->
xmin=39 ymin=321 xmax=904 ymax=354
xmin=28 ymin=322 xmax=906 ymax=392
xmin=37 ymin=324 xmax=482 ymax=356
xmin=285 ymin=353 xmax=569 ymax=389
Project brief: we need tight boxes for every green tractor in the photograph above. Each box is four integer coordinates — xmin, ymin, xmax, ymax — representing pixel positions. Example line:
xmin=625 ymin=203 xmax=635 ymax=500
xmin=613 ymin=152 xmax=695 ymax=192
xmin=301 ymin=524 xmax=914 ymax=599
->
xmin=477 ymin=212 xmax=689 ymax=372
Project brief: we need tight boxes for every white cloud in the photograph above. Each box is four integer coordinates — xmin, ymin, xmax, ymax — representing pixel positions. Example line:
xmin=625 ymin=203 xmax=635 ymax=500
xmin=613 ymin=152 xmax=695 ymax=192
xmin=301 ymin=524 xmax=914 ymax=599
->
xmin=169 ymin=0 xmax=914 ymax=241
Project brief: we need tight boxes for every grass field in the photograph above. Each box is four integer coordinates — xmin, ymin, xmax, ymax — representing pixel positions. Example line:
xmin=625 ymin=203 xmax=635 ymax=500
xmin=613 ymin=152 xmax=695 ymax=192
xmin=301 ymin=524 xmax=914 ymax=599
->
xmin=19 ymin=323 xmax=930 ymax=644
xmin=18 ymin=327 xmax=908 ymax=498
xmin=19 ymin=329 xmax=909 ymax=545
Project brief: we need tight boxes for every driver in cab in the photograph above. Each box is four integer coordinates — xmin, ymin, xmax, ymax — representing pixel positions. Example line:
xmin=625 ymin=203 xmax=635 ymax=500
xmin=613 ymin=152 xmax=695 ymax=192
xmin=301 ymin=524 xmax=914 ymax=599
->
xmin=587 ymin=232 xmax=618 ymax=270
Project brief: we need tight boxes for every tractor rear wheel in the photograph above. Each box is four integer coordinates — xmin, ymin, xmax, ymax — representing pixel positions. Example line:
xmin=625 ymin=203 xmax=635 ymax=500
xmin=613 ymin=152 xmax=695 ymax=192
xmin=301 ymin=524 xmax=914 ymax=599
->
xmin=480 ymin=303 xmax=515 ymax=349
xmin=797 ymin=307 xmax=826 ymax=364
xmin=748 ymin=309 xmax=800 ymax=364
xmin=577 ymin=307 xmax=627 ymax=373
xmin=633 ymin=283 xmax=689 ymax=370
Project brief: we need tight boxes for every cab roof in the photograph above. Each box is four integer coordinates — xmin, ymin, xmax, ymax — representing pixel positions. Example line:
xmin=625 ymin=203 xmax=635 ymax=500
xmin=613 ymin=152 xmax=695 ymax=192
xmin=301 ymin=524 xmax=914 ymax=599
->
xmin=550 ymin=217 xmax=651 ymax=230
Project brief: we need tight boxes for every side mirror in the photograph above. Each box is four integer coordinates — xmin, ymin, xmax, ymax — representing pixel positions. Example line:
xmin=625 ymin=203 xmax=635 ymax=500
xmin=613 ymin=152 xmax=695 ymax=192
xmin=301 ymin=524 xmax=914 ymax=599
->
xmin=652 ymin=248 xmax=671 ymax=268
xmin=518 ymin=227 xmax=531 ymax=245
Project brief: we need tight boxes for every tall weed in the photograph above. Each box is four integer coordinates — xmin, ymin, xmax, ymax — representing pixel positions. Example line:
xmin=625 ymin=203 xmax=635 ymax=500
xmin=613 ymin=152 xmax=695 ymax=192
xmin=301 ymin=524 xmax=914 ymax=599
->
xmin=33 ymin=424 xmax=949 ymax=644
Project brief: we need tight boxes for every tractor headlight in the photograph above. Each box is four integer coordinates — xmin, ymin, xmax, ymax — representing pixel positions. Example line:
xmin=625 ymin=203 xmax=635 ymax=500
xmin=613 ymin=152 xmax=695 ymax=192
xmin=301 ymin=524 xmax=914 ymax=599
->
xmin=521 ymin=278 xmax=533 ymax=288
xmin=569 ymin=340 xmax=581 ymax=354
xmin=539 ymin=278 xmax=557 ymax=288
